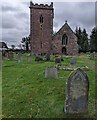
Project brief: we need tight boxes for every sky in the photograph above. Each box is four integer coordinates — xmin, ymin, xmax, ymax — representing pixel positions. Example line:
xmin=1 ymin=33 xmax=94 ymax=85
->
xmin=1 ymin=0 xmax=96 ymax=47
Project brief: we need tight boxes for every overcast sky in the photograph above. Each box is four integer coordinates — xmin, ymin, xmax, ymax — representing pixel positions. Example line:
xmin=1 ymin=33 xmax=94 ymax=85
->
xmin=1 ymin=0 xmax=95 ymax=47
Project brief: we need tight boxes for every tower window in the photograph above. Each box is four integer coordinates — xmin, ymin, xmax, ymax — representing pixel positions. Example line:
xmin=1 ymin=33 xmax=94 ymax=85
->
xmin=40 ymin=15 xmax=43 ymax=23
xmin=62 ymin=34 xmax=68 ymax=45
xmin=40 ymin=24 xmax=42 ymax=30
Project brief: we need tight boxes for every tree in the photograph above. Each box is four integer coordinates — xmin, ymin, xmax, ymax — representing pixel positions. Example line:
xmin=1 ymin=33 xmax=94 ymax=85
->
xmin=75 ymin=27 xmax=89 ymax=52
xmin=21 ymin=36 xmax=30 ymax=51
xmin=1 ymin=42 xmax=8 ymax=49
xmin=11 ymin=45 xmax=15 ymax=50
xmin=75 ymin=27 xmax=83 ymax=52
xmin=90 ymin=27 xmax=97 ymax=52
xmin=81 ymin=29 xmax=89 ymax=52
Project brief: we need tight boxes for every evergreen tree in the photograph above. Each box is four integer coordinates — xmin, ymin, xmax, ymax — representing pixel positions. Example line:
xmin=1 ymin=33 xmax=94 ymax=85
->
xmin=75 ymin=27 xmax=89 ymax=52
xmin=90 ymin=27 xmax=97 ymax=52
xmin=75 ymin=27 xmax=82 ymax=52
xmin=81 ymin=28 xmax=89 ymax=52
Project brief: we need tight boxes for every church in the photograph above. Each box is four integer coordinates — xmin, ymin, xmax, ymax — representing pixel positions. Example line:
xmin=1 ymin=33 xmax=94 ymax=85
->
xmin=29 ymin=1 xmax=78 ymax=56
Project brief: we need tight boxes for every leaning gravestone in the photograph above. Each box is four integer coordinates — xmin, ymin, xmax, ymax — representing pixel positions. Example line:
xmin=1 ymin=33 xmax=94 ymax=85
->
xmin=45 ymin=66 xmax=58 ymax=79
xmin=17 ymin=53 xmax=22 ymax=63
xmin=70 ymin=56 xmax=77 ymax=65
xmin=65 ymin=68 xmax=89 ymax=113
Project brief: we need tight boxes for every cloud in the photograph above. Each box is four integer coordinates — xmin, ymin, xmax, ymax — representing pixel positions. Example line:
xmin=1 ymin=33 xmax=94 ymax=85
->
xmin=1 ymin=1 xmax=30 ymax=47
xmin=2 ymin=5 xmax=19 ymax=12
xmin=53 ymin=2 xmax=95 ymax=34
xmin=1 ymin=1 xmax=95 ymax=47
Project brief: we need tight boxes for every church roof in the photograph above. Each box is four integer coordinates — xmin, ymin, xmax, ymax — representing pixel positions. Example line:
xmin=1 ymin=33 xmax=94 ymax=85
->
xmin=54 ymin=21 xmax=77 ymax=37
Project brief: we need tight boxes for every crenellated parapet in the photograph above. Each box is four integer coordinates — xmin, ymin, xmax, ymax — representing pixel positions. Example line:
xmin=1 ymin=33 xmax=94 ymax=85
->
xmin=29 ymin=1 xmax=53 ymax=10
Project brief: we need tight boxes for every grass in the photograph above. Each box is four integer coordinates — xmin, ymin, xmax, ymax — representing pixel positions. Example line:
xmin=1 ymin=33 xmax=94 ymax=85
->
xmin=2 ymin=54 xmax=96 ymax=118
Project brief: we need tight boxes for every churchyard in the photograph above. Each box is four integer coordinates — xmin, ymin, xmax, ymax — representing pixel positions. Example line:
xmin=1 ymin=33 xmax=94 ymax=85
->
xmin=2 ymin=53 xmax=96 ymax=118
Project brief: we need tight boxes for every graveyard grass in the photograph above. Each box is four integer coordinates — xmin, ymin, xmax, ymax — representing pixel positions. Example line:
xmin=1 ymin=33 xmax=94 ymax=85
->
xmin=2 ymin=54 xmax=96 ymax=118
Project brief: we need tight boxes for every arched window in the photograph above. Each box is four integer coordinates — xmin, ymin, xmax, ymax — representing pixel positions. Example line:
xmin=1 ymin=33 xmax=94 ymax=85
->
xmin=40 ymin=15 xmax=43 ymax=23
xmin=62 ymin=34 xmax=68 ymax=45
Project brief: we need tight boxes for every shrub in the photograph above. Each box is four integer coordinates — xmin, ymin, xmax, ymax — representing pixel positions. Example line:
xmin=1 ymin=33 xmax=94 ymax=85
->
xmin=45 ymin=54 xmax=50 ymax=61
xmin=35 ymin=56 xmax=43 ymax=61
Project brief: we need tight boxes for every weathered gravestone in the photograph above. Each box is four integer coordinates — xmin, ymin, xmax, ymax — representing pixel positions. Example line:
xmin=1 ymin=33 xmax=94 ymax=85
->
xmin=8 ymin=51 xmax=14 ymax=60
xmin=70 ymin=56 xmax=77 ymax=65
xmin=45 ymin=66 xmax=58 ymax=79
xmin=17 ymin=53 xmax=22 ymax=63
xmin=27 ymin=54 xmax=32 ymax=63
xmin=65 ymin=68 xmax=89 ymax=113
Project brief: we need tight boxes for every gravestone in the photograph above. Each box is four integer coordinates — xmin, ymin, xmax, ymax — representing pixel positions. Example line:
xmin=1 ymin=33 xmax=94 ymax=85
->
xmin=45 ymin=66 xmax=58 ymax=79
xmin=27 ymin=54 xmax=32 ymax=63
xmin=8 ymin=51 xmax=14 ymax=60
xmin=55 ymin=58 xmax=61 ymax=63
xmin=17 ymin=53 xmax=22 ymax=63
xmin=70 ymin=56 xmax=77 ymax=65
xmin=65 ymin=68 xmax=89 ymax=113
xmin=90 ymin=53 xmax=95 ymax=60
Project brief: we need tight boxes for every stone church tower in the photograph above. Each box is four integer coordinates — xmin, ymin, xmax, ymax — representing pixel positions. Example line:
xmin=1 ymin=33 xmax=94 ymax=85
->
xmin=29 ymin=1 xmax=54 ymax=55
xmin=29 ymin=1 xmax=78 ymax=56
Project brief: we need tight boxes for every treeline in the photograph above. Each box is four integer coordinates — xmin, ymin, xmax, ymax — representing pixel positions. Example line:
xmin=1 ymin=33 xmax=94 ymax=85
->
xmin=9 ymin=26 xmax=97 ymax=53
xmin=75 ymin=26 xmax=97 ymax=53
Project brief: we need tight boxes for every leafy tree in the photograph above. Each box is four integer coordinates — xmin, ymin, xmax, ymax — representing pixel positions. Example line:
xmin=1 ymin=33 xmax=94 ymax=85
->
xmin=90 ymin=27 xmax=97 ymax=52
xmin=21 ymin=36 xmax=30 ymax=51
xmin=2 ymin=42 xmax=8 ymax=49
xmin=11 ymin=45 xmax=15 ymax=50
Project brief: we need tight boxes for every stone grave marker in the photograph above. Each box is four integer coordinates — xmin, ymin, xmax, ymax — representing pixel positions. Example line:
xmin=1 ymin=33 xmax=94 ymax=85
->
xmin=65 ymin=68 xmax=89 ymax=113
xmin=27 ymin=54 xmax=32 ymax=63
xmin=17 ymin=53 xmax=22 ymax=63
xmin=45 ymin=66 xmax=58 ymax=79
xmin=8 ymin=51 xmax=14 ymax=60
xmin=70 ymin=56 xmax=77 ymax=65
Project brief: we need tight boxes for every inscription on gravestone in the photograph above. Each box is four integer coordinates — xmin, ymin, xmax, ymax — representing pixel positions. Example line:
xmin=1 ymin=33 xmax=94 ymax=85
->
xmin=45 ymin=66 xmax=58 ymax=79
xmin=65 ymin=68 xmax=89 ymax=113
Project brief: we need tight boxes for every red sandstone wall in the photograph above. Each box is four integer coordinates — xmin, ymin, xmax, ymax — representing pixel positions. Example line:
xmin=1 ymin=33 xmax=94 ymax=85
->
xmin=52 ymin=23 xmax=78 ymax=56
xmin=30 ymin=3 xmax=53 ymax=55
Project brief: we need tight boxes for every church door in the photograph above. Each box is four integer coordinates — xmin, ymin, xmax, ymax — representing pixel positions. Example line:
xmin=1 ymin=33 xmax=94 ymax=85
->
xmin=62 ymin=47 xmax=67 ymax=55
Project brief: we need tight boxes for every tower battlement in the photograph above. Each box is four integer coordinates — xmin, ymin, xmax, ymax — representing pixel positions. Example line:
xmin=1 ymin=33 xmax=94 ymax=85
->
xmin=29 ymin=1 xmax=53 ymax=9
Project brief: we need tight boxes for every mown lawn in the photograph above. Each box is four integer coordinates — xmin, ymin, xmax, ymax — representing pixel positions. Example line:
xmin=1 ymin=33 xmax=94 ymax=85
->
xmin=2 ymin=54 xmax=96 ymax=118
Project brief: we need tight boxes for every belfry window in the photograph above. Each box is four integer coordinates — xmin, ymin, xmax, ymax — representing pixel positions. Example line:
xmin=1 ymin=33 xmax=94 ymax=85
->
xmin=62 ymin=34 xmax=68 ymax=45
xmin=40 ymin=15 xmax=43 ymax=23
